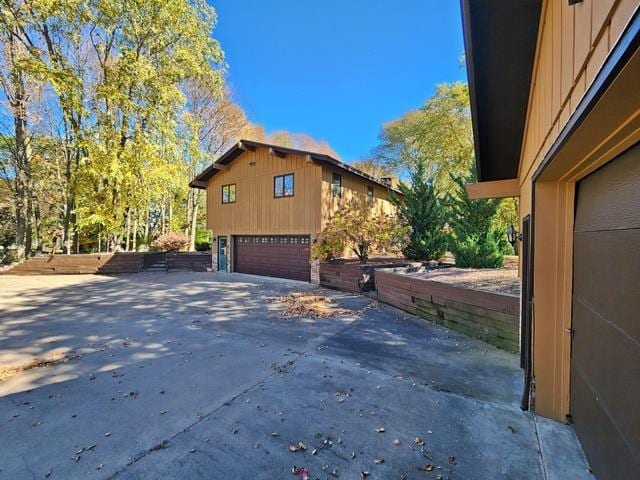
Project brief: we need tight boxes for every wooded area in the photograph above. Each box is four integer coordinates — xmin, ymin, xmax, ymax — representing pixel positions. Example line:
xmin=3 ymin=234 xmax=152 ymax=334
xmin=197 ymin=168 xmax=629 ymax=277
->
xmin=0 ymin=0 xmax=336 ymax=261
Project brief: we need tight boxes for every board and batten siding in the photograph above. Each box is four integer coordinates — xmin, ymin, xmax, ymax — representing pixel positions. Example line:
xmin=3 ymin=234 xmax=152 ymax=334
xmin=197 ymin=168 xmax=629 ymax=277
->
xmin=206 ymin=149 xmax=323 ymax=236
xmin=518 ymin=0 xmax=640 ymax=420
xmin=519 ymin=0 xmax=639 ymax=216
xmin=320 ymin=164 xmax=396 ymax=228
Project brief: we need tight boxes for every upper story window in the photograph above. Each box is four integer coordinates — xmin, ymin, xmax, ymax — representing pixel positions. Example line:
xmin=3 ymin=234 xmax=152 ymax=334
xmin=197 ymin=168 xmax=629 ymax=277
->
xmin=274 ymin=173 xmax=294 ymax=198
xmin=367 ymin=185 xmax=374 ymax=204
xmin=332 ymin=172 xmax=342 ymax=198
xmin=221 ymin=184 xmax=236 ymax=204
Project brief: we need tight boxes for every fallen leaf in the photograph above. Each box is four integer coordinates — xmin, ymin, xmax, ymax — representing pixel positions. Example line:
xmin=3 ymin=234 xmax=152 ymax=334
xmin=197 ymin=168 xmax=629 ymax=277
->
xmin=374 ymin=458 xmax=384 ymax=464
xmin=360 ymin=471 xmax=369 ymax=478
xmin=393 ymin=438 xmax=401 ymax=446
xmin=418 ymin=464 xmax=434 ymax=472
xmin=415 ymin=437 xmax=425 ymax=446
xmin=45 ymin=468 xmax=52 ymax=478
xmin=375 ymin=427 xmax=385 ymax=433
xmin=449 ymin=455 xmax=456 ymax=465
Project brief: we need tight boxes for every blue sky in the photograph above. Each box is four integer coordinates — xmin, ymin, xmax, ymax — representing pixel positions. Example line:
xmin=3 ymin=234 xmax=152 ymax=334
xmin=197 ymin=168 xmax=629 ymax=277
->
xmin=211 ymin=0 xmax=466 ymax=161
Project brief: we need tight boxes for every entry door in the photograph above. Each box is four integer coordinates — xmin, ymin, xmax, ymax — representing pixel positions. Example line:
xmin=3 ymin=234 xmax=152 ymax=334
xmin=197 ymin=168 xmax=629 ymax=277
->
xmin=217 ymin=237 xmax=228 ymax=272
xmin=571 ymin=143 xmax=640 ymax=479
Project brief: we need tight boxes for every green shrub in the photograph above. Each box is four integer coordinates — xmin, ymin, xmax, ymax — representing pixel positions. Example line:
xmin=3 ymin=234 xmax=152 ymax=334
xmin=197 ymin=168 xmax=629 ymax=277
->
xmin=447 ymin=169 xmax=504 ymax=268
xmin=195 ymin=241 xmax=211 ymax=251
xmin=391 ymin=162 xmax=448 ymax=261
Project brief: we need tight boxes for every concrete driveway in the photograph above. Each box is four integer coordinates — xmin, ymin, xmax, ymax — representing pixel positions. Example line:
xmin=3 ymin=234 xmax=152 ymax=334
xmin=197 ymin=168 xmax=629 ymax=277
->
xmin=0 ymin=272 xmax=590 ymax=479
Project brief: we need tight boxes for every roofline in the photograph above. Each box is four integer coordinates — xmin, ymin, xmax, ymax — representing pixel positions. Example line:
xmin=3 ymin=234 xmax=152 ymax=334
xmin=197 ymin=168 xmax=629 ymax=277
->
xmin=189 ymin=139 xmax=403 ymax=194
xmin=460 ymin=0 xmax=483 ymax=181
xmin=460 ymin=0 xmax=542 ymax=182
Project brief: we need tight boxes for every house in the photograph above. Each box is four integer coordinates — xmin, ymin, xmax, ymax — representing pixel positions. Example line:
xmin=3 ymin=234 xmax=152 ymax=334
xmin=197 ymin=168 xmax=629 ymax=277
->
xmin=461 ymin=0 xmax=640 ymax=478
xmin=190 ymin=140 xmax=399 ymax=282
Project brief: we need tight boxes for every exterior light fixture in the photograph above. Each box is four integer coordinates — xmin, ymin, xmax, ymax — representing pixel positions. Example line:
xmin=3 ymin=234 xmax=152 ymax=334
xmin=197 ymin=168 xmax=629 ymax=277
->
xmin=506 ymin=224 xmax=522 ymax=247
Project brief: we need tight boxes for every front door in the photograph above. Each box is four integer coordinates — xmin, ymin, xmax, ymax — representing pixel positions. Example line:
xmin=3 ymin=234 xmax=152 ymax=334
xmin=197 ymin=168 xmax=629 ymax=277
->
xmin=217 ymin=236 xmax=228 ymax=272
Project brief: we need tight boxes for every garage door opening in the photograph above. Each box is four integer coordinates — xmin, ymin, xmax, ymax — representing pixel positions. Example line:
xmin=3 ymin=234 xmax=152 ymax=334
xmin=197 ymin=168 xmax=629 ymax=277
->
xmin=234 ymin=235 xmax=311 ymax=282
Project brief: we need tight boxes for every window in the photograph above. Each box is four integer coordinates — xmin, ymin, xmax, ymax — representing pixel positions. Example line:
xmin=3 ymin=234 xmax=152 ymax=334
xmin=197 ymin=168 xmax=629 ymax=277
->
xmin=367 ymin=186 xmax=374 ymax=204
xmin=222 ymin=184 xmax=236 ymax=204
xmin=274 ymin=173 xmax=294 ymax=198
xmin=332 ymin=173 xmax=342 ymax=197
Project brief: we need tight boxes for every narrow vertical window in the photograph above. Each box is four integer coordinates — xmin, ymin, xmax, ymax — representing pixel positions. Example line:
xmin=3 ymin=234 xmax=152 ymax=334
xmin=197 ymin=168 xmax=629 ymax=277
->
xmin=332 ymin=173 xmax=342 ymax=198
xmin=367 ymin=185 xmax=374 ymax=204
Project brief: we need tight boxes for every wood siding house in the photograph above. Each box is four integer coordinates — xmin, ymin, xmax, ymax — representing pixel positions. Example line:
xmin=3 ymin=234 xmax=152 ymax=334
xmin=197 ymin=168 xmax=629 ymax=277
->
xmin=190 ymin=140 xmax=399 ymax=282
xmin=461 ymin=1 xmax=640 ymax=478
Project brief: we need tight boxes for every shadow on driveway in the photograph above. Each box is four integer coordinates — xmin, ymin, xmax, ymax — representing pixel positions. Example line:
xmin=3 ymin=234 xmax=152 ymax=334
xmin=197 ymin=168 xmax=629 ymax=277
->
xmin=0 ymin=272 xmax=590 ymax=479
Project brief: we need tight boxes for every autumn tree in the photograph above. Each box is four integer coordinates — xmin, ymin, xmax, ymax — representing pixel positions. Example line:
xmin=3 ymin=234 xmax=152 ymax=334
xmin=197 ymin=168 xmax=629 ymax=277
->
xmin=311 ymin=198 xmax=410 ymax=263
xmin=0 ymin=26 xmax=35 ymax=260
xmin=374 ymin=82 xmax=473 ymax=192
xmin=349 ymin=158 xmax=394 ymax=180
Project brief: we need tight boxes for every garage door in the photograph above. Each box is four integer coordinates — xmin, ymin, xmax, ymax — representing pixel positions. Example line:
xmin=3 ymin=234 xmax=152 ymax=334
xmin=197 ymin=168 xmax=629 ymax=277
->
xmin=234 ymin=235 xmax=311 ymax=282
xmin=571 ymin=142 xmax=640 ymax=479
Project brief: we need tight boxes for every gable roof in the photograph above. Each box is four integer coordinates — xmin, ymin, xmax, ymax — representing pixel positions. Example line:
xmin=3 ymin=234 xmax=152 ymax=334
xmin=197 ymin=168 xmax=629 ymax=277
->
xmin=189 ymin=139 xmax=402 ymax=193
xmin=461 ymin=0 xmax=542 ymax=181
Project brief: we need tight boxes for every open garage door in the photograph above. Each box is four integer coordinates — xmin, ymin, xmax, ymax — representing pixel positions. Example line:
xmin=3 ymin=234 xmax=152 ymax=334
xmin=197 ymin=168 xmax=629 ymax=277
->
xmin=234 ymin=235 xmax=310 ymax=282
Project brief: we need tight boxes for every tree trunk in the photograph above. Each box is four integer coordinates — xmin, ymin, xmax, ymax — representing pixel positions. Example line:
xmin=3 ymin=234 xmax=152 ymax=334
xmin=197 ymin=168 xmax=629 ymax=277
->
xmin=5 ymin=31 xmax=32 ymax=261
xmin=190 ymin=202 xmax=198 ymax=251
xmin=144 ymin=209 xmax=150 ymax=244
xmin=25 ymin=193 xmax=33 ymax=256
xmin=132 ymin=213 xmax=138 ymax=252
xmin=160 ymin=202 xmax=166 ymax=236
xmin=34 ymin=201 xmax=42 ymax=254
xmin=125 ymin=209 xmax=131 ymax=251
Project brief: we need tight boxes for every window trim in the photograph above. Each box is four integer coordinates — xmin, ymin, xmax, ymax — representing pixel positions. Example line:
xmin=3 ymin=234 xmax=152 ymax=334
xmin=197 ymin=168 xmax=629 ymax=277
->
xmin=221 ymin=183 xmax=236 ymax=204
xmin=332 ymin=172 xmax=342 ymax=198
xmin=367 ymin=185 xmax=374 ymax=204
xmin=273 ymin=173 xmax=295 ymax=198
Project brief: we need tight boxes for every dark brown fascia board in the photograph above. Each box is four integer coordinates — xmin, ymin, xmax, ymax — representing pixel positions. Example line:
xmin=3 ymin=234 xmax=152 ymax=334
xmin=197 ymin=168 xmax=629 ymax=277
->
xmin=190 ymin=139 xmax=404 ymax=194
xmin=460 ymin=0 xmax=482 ymax=181
xmin=460 ymin=0 xmax=542 ymax=182
xmin=268 ymin=147 xmax=287 ymax=158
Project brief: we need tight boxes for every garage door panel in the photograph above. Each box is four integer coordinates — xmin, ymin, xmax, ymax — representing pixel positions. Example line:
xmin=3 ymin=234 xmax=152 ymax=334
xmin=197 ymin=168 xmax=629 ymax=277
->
xmin=573 ymin=229 xmax=640 ymax=339
xmin=574 ymin=143 xmax=640 ymax=232
xmin=571 ymin=300 xmax=640 ymax=448
xmin=234 ymin=236 xmax=310 ymax=282
xmin=571 ymin=142 xmax=640 ymax=480
xmin=570 ymin=369 xmax=639 ymax=480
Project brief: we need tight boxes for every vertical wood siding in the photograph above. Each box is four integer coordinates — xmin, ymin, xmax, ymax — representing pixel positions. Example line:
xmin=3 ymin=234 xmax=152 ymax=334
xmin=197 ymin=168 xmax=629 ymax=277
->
xmin=519 ymin=0 xmax=638 ymax=185
xmin=320 ymin=164 xmax=397 ymax=227
xmin=206 ymin=149 xmax=323 ymax=235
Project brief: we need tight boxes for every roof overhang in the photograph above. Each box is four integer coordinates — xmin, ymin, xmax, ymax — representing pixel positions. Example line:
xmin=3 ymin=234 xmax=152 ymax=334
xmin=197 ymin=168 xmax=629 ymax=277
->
xmin=461 ymin=0 xmax=542 ymax=182
xmin=189 ymin=139 xmax=403 ymax=194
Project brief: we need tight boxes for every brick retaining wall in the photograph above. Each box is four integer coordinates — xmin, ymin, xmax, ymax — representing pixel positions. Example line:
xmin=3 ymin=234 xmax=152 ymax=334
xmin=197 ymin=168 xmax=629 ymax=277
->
xmin=375 ymin=269 xmax=519 ymax=352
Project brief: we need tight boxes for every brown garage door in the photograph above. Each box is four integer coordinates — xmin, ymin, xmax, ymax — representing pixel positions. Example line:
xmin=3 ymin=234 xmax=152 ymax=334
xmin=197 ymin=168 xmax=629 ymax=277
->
xmin=234 ymin=235 xmax=311 ymax=282
xmin=571 ymin=142 xmax=640 ymax=479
